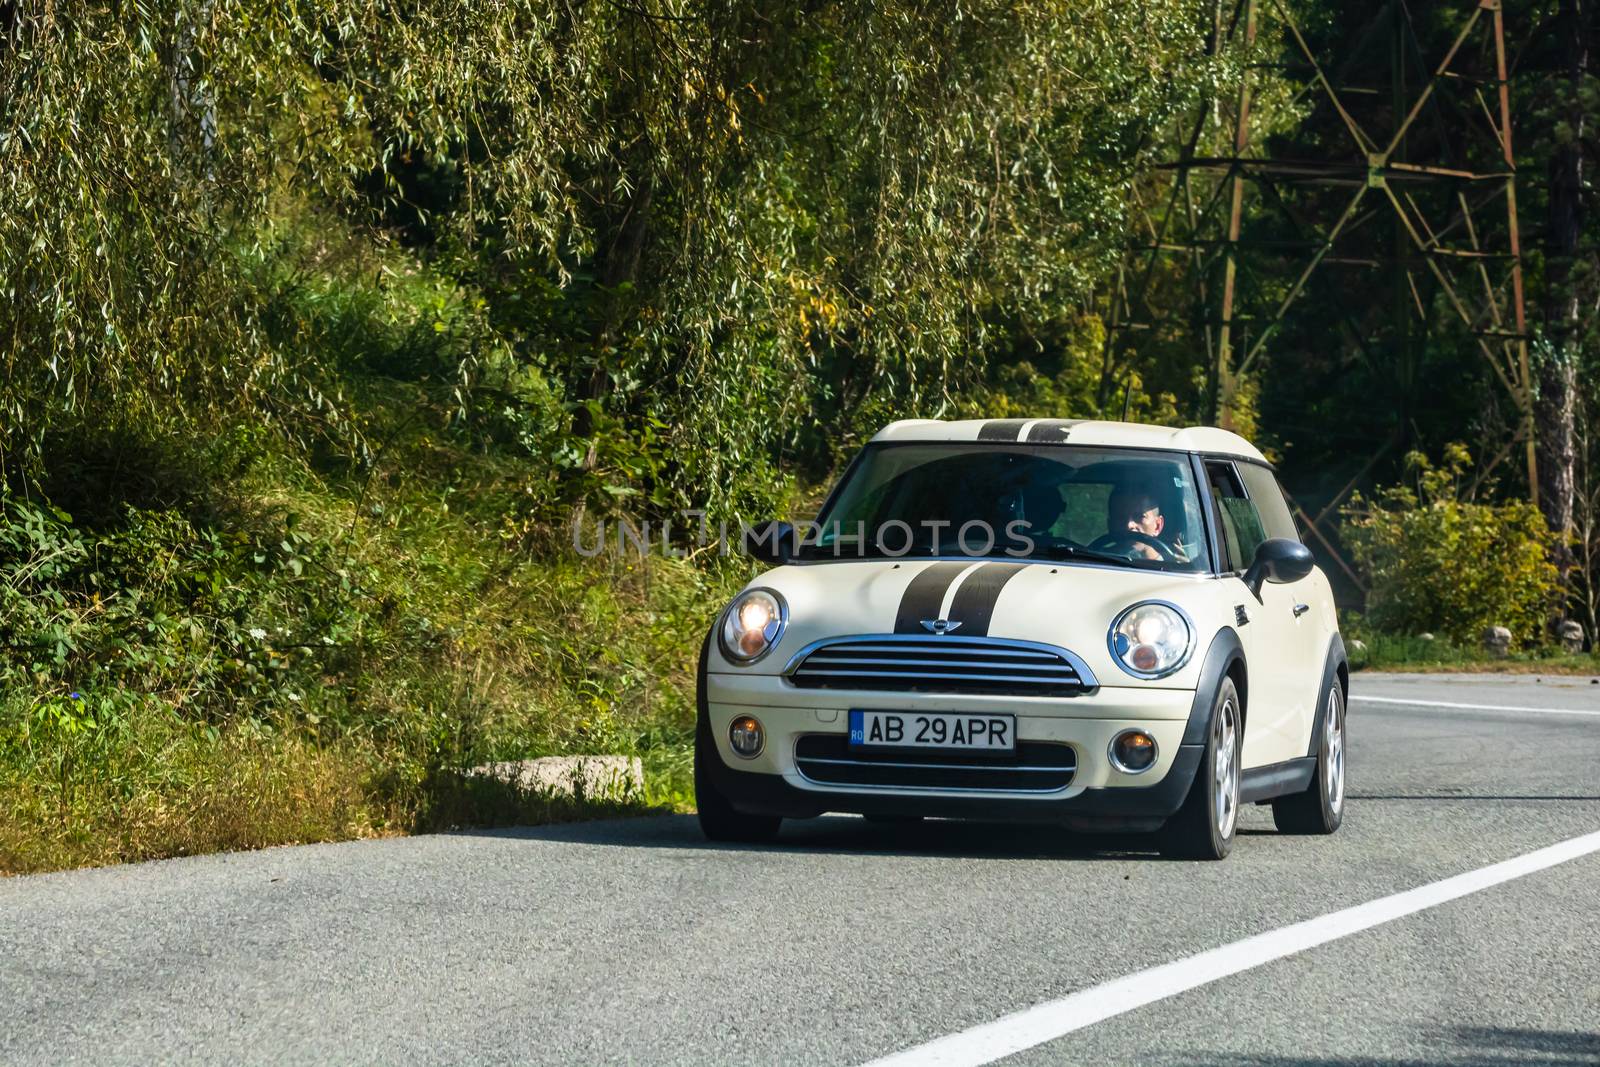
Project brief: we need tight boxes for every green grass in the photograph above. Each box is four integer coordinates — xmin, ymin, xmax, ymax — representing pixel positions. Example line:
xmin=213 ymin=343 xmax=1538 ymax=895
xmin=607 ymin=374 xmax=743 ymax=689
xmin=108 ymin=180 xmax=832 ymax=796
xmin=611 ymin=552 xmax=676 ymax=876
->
xmin=0 ymin=697 xmax=685 ymax=874
xmin=1348 ymin=631 xmax=1599 ymax=675
xmin=0 ymin=423 xmax=746 ymax=874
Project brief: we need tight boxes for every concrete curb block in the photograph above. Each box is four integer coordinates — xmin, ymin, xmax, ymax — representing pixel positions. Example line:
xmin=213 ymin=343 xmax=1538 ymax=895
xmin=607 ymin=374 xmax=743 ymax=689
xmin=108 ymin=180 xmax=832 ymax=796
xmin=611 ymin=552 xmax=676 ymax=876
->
xmin=467 ymin=756 xmax=645 ymax=800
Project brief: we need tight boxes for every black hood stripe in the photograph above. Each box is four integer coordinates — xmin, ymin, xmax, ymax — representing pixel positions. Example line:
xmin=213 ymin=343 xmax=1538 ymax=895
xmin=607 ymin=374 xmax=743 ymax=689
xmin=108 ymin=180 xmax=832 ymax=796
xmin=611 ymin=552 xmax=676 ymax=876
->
xmin=892 ymin=561 xmax=973 ymax=634
xmin=944 ymin=561 xmax=1029 ymax=636
xmin=1025 ymin=419 xmax=1084 ymax=443
xmin=977 ymin=419 xmax=1029 ymax=441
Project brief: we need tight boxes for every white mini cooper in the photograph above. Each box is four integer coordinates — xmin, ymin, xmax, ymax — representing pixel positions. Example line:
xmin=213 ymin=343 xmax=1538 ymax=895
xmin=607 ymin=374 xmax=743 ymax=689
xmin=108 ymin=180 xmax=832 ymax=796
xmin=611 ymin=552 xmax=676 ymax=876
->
xmin=696 ymin=419 xmax=1347 ymax=859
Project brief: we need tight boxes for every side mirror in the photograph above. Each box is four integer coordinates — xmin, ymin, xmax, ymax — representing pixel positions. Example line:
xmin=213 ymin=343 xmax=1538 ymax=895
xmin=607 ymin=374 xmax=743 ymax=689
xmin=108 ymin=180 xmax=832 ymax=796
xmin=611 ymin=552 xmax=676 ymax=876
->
xmin=1243 ymin=537 xmax=1314 ymax=599
xmin=742 ymin=520 xmax=796 ymax=564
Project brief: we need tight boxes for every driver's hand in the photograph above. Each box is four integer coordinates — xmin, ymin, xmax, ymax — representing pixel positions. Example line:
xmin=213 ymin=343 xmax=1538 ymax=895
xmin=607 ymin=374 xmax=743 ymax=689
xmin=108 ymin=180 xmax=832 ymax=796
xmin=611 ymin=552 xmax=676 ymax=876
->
xmin=1132 ymin=543 xmax=1161 ymax=560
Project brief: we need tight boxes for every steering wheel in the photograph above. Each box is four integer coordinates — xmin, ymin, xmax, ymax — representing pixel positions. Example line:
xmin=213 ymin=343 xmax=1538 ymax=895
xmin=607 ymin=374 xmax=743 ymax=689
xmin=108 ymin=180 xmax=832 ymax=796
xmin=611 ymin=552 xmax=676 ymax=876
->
xmin=1087 ymin=530 xmax=1179 ymax=562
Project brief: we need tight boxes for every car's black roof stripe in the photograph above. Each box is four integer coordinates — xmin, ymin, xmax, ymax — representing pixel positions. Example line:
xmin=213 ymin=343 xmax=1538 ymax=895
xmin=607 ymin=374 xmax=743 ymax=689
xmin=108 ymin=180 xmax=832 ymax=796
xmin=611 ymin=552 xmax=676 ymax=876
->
xmin=945 ymin=561 xmax=1030 ymax=636
xmin=892 ymin=561 xmax=972 ymax=634
xmin=1025 ymin=419 xmax=1084 ymax=443
xmin=976 ymin=419 xmax=1029 ymax=441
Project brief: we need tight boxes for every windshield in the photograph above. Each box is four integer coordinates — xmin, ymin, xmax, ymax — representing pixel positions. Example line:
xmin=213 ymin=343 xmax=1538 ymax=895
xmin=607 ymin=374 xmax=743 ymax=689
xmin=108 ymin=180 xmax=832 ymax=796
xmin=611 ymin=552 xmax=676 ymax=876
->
xmin=798 ymin=442 xmax=1210 ymax=572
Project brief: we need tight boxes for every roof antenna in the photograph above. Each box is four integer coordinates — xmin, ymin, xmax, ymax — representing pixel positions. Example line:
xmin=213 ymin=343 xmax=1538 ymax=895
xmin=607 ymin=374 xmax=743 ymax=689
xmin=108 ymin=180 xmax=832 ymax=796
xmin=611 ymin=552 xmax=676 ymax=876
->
xmin=1121 ymin=376 xmax=1133 ymax=422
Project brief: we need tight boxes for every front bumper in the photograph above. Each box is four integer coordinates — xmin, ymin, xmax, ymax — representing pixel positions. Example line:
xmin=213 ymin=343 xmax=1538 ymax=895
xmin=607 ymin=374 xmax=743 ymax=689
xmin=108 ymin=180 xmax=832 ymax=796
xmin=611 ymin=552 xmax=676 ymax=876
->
xmin=703 ymin=671 xmax=1203 ymax=831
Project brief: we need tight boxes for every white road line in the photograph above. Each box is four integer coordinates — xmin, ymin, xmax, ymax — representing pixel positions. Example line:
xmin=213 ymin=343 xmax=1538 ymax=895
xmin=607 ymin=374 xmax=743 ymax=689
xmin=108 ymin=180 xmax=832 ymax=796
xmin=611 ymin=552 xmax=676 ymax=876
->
xmin=861 ymin=828 xmax=1600 ymax=1067
xmin=1351 ymin=694 xmax=1600 ymax=718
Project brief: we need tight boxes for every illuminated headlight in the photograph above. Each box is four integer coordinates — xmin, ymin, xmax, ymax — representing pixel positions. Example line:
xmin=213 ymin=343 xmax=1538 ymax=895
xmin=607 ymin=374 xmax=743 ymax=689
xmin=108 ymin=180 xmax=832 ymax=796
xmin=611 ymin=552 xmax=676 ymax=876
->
xmin=1109 ymin=601 xmax=1193 ymax=679
xmin=718 ymin=588 xmax=787 ymax=664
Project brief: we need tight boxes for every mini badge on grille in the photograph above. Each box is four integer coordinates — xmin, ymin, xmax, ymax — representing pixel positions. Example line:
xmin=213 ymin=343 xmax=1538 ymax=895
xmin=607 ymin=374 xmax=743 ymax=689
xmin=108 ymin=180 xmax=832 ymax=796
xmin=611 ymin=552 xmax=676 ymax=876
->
xmin=920 ymin=618 xmax=963 ymax=635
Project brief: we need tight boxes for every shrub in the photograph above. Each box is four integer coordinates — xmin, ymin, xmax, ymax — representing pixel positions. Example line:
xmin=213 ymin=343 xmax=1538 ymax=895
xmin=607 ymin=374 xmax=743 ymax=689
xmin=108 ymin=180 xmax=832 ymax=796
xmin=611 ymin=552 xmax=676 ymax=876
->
xmin=1342 ymin=445 xmax=1559 ymax=647
xmin=0 ymin=414 xmax=753 ymax=873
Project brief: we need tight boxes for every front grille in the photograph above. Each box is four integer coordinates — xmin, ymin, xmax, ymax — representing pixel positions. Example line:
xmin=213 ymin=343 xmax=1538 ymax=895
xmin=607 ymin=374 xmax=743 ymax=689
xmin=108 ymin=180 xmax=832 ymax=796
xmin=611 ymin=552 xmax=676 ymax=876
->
xmin=793 ymin=734 xmax=1077 ymax=792
xmin=785 ymin=636 xmax=1094 ymax=697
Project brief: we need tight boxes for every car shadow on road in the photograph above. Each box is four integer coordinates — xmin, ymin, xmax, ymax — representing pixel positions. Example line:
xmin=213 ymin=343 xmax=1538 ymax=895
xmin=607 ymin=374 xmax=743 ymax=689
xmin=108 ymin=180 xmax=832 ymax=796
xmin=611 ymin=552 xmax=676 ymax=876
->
xmin=1170 ymin=1025 xmax=1598 ymax=1066
xmin=452 ymin=811 xmax=1234 ymax=862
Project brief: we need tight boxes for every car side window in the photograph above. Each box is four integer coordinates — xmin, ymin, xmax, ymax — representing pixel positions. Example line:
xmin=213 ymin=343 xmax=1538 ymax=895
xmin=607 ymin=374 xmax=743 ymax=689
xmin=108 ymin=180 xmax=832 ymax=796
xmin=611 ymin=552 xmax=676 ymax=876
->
xmin=1236 ymin=462 xmax=1300 ymax=543
xmin=1205 ymin=461 xmax=1266 ymax=572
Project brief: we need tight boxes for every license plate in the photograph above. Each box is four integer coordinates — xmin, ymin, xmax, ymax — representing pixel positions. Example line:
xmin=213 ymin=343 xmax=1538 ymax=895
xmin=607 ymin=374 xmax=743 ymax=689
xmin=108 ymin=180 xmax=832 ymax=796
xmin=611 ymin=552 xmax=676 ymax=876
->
xmin=848 ymin=710 xmax=1016 ymax=753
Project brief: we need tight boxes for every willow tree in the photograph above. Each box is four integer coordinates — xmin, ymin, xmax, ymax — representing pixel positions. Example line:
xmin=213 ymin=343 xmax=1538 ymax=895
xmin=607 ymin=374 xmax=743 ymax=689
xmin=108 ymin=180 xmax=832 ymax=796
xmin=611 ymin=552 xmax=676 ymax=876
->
xmin=2 ymin=1 xmax=1217 ymax=511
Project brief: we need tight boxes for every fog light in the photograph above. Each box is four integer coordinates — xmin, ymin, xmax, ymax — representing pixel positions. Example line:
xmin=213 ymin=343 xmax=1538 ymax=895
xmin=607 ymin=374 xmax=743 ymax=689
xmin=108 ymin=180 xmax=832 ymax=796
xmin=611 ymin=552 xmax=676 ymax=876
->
xmin=1109 ymin=729 xmax=1157 ymax=774
xmin=729 ymin=715 xmax=765 ymax=759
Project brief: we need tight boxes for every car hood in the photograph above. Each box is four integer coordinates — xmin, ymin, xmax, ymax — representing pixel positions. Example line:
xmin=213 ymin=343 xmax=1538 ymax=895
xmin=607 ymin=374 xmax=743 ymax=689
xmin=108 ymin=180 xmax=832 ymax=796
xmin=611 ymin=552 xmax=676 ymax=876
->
xmin=715 ymin=557 xmax=1233 ymax=689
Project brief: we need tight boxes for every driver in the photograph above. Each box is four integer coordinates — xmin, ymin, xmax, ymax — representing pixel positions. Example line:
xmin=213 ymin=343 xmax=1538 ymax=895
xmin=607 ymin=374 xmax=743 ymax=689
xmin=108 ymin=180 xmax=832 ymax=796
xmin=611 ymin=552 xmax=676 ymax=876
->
xmin=1106 ymin=484 xmax=1189 ymax=562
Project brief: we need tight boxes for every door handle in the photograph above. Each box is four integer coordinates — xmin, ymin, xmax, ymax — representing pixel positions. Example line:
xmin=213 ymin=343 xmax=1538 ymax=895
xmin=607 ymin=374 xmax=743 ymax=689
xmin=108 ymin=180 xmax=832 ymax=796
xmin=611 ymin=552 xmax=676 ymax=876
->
xmin=1292 ymin=603 xmax=1310 ymax=618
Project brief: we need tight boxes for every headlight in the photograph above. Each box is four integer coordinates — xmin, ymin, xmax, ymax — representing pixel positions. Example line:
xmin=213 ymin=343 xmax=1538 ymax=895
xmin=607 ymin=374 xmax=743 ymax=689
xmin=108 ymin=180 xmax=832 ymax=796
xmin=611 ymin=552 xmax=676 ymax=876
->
xmin=718 ymin=588 xmax=787 ymax=664
xmin=1108 ymin=601 xmax=1193 ymax=679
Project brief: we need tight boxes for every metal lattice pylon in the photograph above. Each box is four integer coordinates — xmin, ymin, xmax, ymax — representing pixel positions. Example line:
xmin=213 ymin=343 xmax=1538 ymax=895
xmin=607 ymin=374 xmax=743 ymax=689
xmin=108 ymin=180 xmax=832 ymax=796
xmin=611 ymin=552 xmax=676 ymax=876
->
xmin=1104 ymin=0 xmax=1537 ymax=553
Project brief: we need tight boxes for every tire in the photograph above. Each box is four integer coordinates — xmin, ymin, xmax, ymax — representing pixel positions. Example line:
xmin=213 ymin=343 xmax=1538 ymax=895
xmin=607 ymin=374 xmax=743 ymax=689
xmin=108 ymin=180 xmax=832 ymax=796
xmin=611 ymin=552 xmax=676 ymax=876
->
xmin=1159 ymin=676 xmax=1242 ymax=860
xmin=694 ymin=709 xmax=782 ymax=844
xmin=1272 ymin=678 xmax=1346 ymax=835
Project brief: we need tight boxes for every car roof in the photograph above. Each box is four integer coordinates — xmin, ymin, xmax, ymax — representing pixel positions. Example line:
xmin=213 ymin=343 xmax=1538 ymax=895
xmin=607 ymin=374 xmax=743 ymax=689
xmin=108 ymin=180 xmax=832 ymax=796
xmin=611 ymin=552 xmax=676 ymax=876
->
xmin=869 ymin=418 xmax=1268 ymax=464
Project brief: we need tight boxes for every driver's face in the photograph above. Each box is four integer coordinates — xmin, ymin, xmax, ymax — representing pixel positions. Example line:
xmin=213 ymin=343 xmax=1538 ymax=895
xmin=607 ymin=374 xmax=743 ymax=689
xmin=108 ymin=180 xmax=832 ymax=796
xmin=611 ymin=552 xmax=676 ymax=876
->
xmin=1125 ymin=505 xmax=1165 ymax=538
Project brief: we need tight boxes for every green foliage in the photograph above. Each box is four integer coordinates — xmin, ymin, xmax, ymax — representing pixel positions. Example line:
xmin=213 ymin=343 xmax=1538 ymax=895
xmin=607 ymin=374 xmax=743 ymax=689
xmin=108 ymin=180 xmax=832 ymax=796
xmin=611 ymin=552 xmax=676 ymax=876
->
xmin=2 ymin=0 xmax=1219 ymax=514
xmin=0 ymin=481 xmax=370 ymax=715
xmin=948 ymin=313 xmax=1185 ymax=426
xmin=0 ymin=407 xmax=752 ymax=873
xmin=1342 ymin=445 xmax=1560 ymax=647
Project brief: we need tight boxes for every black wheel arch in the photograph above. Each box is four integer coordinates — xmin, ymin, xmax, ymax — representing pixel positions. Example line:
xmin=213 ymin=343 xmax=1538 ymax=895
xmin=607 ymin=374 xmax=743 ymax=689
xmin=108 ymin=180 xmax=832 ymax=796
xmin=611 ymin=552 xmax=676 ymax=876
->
xmin=1308 ymin=632 xmax=1349 ymax=757
xmin=696 ymin=626 xmax=714 ymax=725
xmin=1182 ymin=627 xmax=1247 ymax=748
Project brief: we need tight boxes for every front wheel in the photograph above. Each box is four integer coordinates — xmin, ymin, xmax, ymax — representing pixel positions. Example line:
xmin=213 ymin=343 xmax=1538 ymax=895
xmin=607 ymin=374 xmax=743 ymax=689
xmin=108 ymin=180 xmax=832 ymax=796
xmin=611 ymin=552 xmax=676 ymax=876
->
xmin=1159 ymin=677 xmax=1242 ymax=860
xmin=694 ymin=714 xmax=782 ymax=844
xmin=1272 ymin=679 xmax=1346 ymax=835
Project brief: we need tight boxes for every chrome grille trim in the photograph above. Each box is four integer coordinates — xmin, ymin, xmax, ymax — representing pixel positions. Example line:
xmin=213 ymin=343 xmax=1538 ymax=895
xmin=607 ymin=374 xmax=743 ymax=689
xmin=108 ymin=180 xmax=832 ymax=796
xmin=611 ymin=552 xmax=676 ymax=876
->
xmin=798 ymin=655 xmax=1080 ymax=670
xmin=782 ymin=635 xmax=1098 ymax=697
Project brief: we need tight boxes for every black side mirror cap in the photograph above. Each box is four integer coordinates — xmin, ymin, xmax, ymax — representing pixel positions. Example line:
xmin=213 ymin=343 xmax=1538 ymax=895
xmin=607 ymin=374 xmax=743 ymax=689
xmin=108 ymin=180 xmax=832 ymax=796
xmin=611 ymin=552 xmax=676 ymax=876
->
xmin=1243 ymin=537 xmax=1315 ymax=600
xmin=742 ymin=520 xmax=796 ymax=564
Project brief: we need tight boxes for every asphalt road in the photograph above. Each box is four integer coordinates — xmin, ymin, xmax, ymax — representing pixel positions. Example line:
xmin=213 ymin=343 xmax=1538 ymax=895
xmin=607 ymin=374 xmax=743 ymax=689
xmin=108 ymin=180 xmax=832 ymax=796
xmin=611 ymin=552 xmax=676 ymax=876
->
xmin=4 ymin=672 xmax=1599 ymax=1066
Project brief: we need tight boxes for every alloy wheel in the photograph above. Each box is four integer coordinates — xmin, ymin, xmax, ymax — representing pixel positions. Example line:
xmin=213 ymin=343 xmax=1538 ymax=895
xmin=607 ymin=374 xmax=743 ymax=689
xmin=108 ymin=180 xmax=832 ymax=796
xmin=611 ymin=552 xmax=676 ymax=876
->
xmin=1325 ymin=689 xmax=1345 ymax=814
xmin=1214 ymin=696 xmax=1240 ymax=839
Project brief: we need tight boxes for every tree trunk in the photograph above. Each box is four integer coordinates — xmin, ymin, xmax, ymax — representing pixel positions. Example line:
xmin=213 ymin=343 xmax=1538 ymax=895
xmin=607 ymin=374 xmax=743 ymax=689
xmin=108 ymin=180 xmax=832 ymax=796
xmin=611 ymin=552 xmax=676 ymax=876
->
xmin=168 ymin=2 xmax=217 ymax=183
xmin=1536 ymin=0 xmax=1586 ymax=550
xmin=571 ymin=173 xmax=654 ymax=494
xmin=583 ymin=176 xmax=654 ymax=405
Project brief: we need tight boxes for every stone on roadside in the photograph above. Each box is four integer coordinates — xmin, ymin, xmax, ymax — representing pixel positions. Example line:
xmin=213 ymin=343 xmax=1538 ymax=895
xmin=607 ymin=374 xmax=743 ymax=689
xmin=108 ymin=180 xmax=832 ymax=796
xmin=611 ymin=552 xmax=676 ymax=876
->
xmin=1558 ymin=620 xmax=1585 ymax=654
xmin=1481 ymin=626 xmax=1511 ymax=659
xmin=468 ymin=756 xmax=644 ymax=801
xmin=1418 ymin=632 xmax=1435 ymax=642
